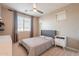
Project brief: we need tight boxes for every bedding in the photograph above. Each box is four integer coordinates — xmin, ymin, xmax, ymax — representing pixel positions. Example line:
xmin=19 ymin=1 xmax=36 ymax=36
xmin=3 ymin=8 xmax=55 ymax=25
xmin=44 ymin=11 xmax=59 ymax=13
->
xmin=0 ymin=35 xmax=12 ymax=56
xmin=19 ymin=36 xmax=54 ymax=56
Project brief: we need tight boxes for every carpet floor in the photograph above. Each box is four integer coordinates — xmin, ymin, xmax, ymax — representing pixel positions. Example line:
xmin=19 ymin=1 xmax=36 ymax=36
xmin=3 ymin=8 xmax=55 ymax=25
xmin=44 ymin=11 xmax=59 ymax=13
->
xmin=12 ymin=43 xmax=79 ymax=56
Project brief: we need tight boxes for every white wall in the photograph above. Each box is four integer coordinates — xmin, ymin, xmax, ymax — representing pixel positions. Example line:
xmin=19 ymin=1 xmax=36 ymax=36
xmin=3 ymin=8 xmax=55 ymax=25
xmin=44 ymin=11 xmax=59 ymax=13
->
xmin=39 ymin=4 xmax=79 ymax=50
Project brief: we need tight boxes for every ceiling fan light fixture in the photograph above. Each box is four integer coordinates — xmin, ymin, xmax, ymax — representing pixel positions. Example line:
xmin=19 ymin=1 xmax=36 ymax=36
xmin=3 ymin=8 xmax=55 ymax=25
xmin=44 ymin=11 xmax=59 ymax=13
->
xmin=33 ymin=8 xmax=37 ymax=12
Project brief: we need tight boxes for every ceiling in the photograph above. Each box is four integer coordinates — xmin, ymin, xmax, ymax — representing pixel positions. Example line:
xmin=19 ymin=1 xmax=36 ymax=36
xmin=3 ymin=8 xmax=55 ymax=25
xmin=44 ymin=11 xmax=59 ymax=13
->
xmin=2 ymin=3 xmax=70 ymax=17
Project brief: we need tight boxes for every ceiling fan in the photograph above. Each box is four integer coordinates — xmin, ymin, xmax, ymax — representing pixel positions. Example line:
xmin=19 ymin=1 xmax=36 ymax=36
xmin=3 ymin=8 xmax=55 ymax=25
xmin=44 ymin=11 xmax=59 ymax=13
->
xmin=25 ymin=3 xmax=44 ymax=14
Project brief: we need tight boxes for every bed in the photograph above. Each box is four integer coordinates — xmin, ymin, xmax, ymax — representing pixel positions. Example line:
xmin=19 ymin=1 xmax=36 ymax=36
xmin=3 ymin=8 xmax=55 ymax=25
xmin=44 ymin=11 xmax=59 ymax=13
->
xmin=0 ymin=35 xmax=12 ymax=56
xmin=19 ymin=30 xmax=57 ymax=56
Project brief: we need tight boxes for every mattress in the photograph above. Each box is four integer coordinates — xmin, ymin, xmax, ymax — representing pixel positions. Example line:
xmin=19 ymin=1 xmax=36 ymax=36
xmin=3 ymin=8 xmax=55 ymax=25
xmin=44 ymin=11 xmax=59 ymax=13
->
xmin=0 ymin=35 xmax=12 ymax=56
xmin=19 ymin=36 xmax=54 ymax=56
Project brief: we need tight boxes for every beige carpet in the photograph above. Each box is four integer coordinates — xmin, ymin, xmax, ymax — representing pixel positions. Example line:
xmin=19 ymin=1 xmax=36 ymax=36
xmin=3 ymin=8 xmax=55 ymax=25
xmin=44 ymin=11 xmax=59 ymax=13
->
xmin=12 ymin=43 xmax=79 ymax=56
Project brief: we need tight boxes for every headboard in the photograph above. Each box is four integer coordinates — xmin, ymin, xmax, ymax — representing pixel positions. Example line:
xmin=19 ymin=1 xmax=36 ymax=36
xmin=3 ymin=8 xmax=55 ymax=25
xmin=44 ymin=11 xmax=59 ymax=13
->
xmin=41 ymin=30 xmax=57 ymax=38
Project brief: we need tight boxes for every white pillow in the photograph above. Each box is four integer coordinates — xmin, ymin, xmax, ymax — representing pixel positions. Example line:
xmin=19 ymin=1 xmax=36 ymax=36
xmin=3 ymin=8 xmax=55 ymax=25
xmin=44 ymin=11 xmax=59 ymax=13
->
xmin=39 ymin=35 xmax=45 ymax=37
xmin=44 ymin=36 xmax=53 ymax=40
xmin=40 ymin=35 xmax=53 ymax=40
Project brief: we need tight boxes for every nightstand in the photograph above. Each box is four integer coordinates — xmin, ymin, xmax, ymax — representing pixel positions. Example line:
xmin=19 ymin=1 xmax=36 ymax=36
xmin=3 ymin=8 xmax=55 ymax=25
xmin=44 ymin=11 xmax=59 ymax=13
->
xmin=55 ymin=36 xmax=67 ymax=48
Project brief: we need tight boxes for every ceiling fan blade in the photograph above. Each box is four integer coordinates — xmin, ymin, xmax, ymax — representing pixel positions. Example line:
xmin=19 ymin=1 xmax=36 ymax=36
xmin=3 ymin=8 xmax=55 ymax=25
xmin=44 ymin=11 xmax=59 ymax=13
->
xmin=37 ymin=9 xmax=44 ymax=14
xmin=25 ymin=3 xmax=44 ymax=14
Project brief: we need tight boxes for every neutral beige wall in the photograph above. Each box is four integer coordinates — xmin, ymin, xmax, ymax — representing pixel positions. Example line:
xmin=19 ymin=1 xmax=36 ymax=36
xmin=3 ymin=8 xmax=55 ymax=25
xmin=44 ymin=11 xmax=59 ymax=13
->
xmin=33 ymin=17 xmax=39 ymax=37
xmin=0 ymin=7 xmax=39 ymax=41
xmin=0 ymin=6 xmax=14 ymax=36
xmin=0 ymin=5 xmax=39 ymax=41
xmin=18 ymin=31 xmax=30 ymax=40
xmin=39 ymin=4 xmax=79 ymax=50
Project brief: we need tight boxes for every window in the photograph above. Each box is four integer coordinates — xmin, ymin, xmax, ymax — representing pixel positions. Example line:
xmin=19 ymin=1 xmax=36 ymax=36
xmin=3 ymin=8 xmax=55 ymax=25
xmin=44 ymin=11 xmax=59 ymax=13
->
xmin=56 ymin=10 xmax=66 ymax=21
xmin=17 ymin=13 xmax=31 ymax=32
xmin=24 ymin=17 xmax=31 ymax=31
xmin=17 ymin=15 xmax=23 ymax=32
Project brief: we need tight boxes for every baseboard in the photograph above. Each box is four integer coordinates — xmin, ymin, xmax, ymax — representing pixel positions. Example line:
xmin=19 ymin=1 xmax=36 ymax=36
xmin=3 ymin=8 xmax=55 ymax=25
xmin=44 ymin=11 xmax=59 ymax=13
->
xmin=66 ymin=47 xmax=79 ymax=52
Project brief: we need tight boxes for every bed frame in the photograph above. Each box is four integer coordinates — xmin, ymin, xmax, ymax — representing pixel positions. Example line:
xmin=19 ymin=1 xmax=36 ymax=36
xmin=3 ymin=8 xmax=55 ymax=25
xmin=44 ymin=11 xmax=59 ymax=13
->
xmin=41 ymin=30 xmax=57 ymax=38
xmin=19 ymin=30 xmax=57 ymax=56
